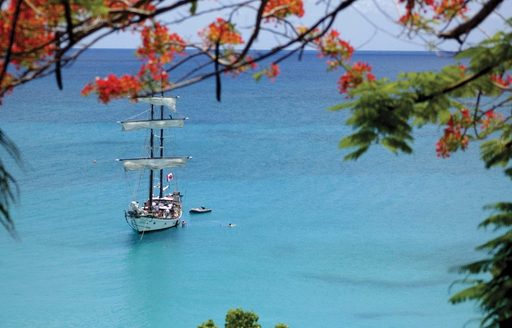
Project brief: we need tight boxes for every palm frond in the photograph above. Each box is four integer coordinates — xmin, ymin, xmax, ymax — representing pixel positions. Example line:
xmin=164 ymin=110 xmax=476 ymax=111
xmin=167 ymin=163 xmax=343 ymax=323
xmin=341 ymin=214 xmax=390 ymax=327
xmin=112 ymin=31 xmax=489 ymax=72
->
xmin=0 ymin=128 xmax=21 ymax=237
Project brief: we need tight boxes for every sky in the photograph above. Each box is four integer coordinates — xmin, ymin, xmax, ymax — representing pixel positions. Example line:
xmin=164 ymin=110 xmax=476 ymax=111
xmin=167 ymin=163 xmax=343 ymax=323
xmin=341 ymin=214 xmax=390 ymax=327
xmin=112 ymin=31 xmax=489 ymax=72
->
xmin=91 ymin=0 xmax=511 ymax=52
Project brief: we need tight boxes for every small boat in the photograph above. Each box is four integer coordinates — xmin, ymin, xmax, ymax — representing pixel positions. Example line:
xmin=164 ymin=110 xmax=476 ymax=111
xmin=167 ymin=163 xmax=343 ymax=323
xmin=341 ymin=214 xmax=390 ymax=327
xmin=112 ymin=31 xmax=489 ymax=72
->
xmin=118 ymin=96 xmax=191 ymax=233
xmin=189 ymin=206 xmax=212 ymax=214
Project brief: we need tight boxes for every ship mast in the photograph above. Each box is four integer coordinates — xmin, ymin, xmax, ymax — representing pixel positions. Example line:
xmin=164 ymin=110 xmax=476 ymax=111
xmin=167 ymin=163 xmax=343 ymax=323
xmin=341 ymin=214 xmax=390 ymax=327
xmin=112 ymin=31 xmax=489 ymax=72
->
xmin=117 ymin=96 xmax=189 ymax=205
xmin=159 ymin=98 xmax=164 ymax=198
xmin=148 ymin=103 xmax=154 ymax=207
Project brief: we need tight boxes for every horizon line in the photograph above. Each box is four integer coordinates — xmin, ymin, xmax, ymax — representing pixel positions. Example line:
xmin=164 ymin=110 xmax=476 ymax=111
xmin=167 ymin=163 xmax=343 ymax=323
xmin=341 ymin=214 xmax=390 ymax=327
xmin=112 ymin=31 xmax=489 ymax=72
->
xmin=83 ymin=48 xmax=454 ymax=54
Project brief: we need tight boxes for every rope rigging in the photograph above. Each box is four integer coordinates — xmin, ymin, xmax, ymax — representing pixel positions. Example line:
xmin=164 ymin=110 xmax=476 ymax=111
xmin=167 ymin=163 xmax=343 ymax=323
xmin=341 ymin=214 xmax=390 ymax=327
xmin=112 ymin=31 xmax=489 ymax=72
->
xmin=125 ymin=108 xmax=149 ymax=120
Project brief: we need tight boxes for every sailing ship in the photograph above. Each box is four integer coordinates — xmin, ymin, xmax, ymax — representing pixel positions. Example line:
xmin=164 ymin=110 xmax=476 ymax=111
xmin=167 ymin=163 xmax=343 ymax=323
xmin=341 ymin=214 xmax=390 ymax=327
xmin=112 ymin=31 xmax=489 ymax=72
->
xmin=118 ymin=96 xmax=190 ymax=232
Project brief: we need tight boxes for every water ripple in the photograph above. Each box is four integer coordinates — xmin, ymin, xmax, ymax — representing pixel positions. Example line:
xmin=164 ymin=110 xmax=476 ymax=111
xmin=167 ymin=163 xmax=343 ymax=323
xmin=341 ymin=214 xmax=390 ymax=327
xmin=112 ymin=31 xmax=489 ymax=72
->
xmin=302 ymin=272 xmax=448 ymax=289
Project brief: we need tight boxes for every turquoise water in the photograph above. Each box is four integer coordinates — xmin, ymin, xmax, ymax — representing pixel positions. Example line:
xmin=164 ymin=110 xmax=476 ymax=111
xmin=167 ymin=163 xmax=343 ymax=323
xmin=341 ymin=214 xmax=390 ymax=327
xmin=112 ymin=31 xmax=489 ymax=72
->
xmin=1 ymin=50 xmax=510 ymax=327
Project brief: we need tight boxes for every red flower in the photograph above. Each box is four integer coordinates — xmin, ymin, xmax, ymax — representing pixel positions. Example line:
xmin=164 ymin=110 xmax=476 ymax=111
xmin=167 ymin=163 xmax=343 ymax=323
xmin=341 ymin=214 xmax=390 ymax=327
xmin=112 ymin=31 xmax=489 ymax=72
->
xmin=136 ymin=23 xmax=186 ymax=64
xmin=338 ymin=62 xmax=375 ymax=94
xmin=316 ymin=30 xmax=354 ymax=66
xmin=435 ymin=109 xmax=474 ymax=158
xmin=200 ymin=18 xmax=244 ymax=46
xmin=398 ymin=0 xmax=467 ymax=27
xmin=460 ymin=108 xmax=472 ymax=126
xmin=491 ymin=74 xmax=512 ymax=88
xmin=434 ymin=0 xmax=467 ymax=19
xmin=263 ymin=0 xmax=304 ymax=19
xmin=223 ymin=54 xmax=258 ymax=77
xmin=266 ymin=63 xmax=280 ymax=80
xmin=480 ymin=110 xmax=504 ymax=131
xmin=81 ymin=74 xmax=142 ymax=104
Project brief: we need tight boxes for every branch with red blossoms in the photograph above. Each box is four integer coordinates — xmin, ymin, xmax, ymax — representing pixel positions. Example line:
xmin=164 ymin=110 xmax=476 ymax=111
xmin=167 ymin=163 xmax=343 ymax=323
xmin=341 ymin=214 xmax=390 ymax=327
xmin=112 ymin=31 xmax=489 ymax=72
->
xmin=434 ymin=72 xmax=511 ymax=158
xmin=262 ymin=0 xmax=304 ymax=20
xmin=80 ymin=0 xmax=365 ymax=102
xmin=397 ymin=0 xmax=468 ymax=30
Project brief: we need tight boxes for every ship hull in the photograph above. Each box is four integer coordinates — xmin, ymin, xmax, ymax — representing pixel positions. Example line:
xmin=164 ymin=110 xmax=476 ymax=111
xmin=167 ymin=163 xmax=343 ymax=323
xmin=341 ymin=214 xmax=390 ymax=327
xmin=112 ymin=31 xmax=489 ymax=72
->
xmin=125 ymin=215 xmax=180 ymax=232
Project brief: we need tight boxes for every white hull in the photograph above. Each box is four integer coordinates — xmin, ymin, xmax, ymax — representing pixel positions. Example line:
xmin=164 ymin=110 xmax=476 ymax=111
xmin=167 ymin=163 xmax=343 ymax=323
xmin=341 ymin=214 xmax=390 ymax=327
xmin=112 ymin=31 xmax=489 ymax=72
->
xmin=126 ymin=216 xmax=180 ymax=232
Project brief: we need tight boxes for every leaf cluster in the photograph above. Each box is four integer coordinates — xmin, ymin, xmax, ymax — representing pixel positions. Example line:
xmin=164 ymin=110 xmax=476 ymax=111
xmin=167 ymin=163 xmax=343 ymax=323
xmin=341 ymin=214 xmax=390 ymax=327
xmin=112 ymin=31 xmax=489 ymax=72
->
xmin=332 ymin=27 xmax=512 ymax=162
xmin=450 ymin=202 xmax=512 ymax=327
xmin=0 ymin=129 xmax=21 ymax=238
xmin=197 ymin=308 xmax=287 ymax=328
xmin=332 ymin=23 xmax=512 ymax=327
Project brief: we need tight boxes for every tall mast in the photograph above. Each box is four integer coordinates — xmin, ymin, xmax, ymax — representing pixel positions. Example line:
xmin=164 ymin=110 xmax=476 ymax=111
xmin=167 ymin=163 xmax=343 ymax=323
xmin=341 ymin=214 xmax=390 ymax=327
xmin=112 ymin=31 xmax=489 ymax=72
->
xmin=159 ymin=100 xmax=164 ymax=198
xmin=148 ymin=104 xmax=154 ymax=207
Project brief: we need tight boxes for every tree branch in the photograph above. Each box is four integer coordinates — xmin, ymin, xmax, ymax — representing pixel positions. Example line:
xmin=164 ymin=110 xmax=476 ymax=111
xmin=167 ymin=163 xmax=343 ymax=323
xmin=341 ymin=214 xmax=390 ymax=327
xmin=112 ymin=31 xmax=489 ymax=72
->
xmin=438 ymin=0 xmax=504 ymax=40
xmin=55 ymin=32 xmax=63 ymax=90
xmin=214 ymin=41 xmax=221 ymax=102
xmin=417 ymin=64 xmax=498 ymax=103
xmin=235 ymin=0 xmax=267 ymax=64
xmin=0 ymin=0 xmax=23 ymax=89
xmin=167 ymin=0 xmax=359 ymax=92
xmin=61 ymin=0 xmax=75 ymax=43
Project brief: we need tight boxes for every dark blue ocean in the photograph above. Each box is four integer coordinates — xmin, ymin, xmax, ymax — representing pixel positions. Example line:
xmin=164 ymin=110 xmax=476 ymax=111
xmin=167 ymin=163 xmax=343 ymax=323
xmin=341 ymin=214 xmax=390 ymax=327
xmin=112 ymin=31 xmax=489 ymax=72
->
xmin=1 ymin=50 xmax=510 ymax=327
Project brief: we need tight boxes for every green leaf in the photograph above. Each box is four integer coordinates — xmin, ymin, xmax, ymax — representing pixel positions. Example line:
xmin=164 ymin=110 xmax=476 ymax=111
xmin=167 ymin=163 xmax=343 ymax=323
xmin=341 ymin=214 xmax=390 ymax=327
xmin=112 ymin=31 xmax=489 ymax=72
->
xmin=225 ymin=309 xmax=261 ymax=328
xmin=197 ymin=319 xmax=218 ymax=328
xmin=0 ymin=129 xmax=21 ymax=238
xmin=438 ymin=108 xmax=452 ymax=124
xmin=483 ymin=202 xmax=512 ymax=212
xmin=458 ymin=259 xmax=493 ymax=274
xmin=75 ymin=0 xmax=109 ymax=15
xmin=450 ymin=284 xmax=485 ymax=304
xmin=479 ymin=213 xmax=512 ymax=229
xmin=252 ymin=71 xmax=263 ymax=81
xmin=481 ymin=138 xmax=512 ymax=168
xmin=329 ymin=101 xmax=353 ymax=111
xmin=343 ymin=146 xmax=369 ymax=161
xmin=504 ymin=166 xmax=512 ymax=180
xmin=339 ymin=130 xmax=377 ymax=149
xmin=476 ymin=230 xmax=512 ymax=251
xmin=381 ymin=137 xmax=413 ymax=154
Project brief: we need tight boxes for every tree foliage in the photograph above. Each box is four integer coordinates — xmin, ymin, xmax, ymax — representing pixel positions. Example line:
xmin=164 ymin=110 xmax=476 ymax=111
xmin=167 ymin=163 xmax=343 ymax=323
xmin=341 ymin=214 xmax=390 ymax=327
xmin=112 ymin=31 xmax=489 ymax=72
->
xmin=450 ymin=202 xmax=512 ymax=328
xmin=331 ymin=5 xmax=512 ymax=327
xmin=330 ymin=4 xmax=512 ymax=327
xmin=197 ymin=308 xmax=287 ymax=328
xmin=0 ymin=129 xmax=20 ymax=237
xmin=334 ymin=22 xmax=512 ymax=161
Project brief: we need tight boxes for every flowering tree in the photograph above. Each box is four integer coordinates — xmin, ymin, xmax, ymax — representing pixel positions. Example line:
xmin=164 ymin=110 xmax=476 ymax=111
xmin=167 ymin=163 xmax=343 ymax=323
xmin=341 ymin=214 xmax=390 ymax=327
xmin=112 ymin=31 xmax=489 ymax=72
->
xmin=333 ymin=2 xmax=512 ymax=326
xmin=0 ymin=0 xmax=511 ymax=325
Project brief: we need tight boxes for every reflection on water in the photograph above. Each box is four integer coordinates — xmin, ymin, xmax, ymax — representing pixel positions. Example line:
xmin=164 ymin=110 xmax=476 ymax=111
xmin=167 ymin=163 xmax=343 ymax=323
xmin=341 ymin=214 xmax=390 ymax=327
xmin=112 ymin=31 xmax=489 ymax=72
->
xmin=123 ymin=228 xmax=185 ymax=327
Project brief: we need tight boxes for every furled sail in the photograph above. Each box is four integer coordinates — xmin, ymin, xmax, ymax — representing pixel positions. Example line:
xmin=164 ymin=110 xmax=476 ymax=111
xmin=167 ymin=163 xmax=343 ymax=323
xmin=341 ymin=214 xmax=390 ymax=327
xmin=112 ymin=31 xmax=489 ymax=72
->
xmin=137 ymin=97 xmax=177 ymax=111
xmin=120 ymin=119 xmax=185 ymax=131
xmin=118 ymin=157 xmax=191 ymax=171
